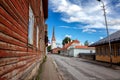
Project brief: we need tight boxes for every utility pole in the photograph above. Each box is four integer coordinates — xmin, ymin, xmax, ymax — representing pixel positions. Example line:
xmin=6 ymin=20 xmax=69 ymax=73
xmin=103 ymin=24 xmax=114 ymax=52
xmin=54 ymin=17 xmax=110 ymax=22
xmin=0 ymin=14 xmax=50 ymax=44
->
xmin=97 ymin=0 xmax=112 ymax=67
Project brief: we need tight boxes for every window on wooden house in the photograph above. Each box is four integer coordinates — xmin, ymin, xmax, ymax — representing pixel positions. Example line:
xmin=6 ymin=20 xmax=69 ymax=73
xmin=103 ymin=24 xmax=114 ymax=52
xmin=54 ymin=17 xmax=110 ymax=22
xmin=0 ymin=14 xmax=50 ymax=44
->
xmin=102 ymin=46 xmax=105 ymax=55
xmin=116 ymin=44 xmax=118 ymax=56
xmin=99 ymin=46 xmax=102 ymax=55
xmin=111 ymin=44 xmax=115 ymax=56
xmin=105 ymin=45 xmax=108 ymax=56
xmin=28 ymin=6 xmax=34 ymax=45
xmin=118 ymin=44 xmax=120 ymax=56
xmin=114 ymin=44 xmax=117 ymax=56
xmin=101 ymin=47 xmax=104 ymax=55
xmin=96 ymin=47 xmax=98 ymax=55
xmin=97 ymin=47 xmax=100 ymax=55
xmin=106 ymin=45 xmax=109 ymax=56
xmin=104 ymin=46 xmax=106 ymax=55
xmin=36 ymin=26 xmax=39 ymax=48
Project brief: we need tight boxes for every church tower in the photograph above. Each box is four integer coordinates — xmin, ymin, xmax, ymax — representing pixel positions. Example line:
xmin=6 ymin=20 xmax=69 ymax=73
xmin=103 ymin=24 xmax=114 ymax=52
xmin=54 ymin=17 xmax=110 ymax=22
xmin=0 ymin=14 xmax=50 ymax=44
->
xmin=51 ymin=27 xmax=56 ymax=49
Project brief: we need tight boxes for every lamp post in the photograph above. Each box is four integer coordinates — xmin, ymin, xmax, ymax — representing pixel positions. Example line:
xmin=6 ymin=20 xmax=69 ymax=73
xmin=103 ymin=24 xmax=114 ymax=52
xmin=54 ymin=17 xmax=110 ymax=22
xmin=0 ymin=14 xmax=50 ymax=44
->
xmin=97 ymin=0 xmax=112 ymax=67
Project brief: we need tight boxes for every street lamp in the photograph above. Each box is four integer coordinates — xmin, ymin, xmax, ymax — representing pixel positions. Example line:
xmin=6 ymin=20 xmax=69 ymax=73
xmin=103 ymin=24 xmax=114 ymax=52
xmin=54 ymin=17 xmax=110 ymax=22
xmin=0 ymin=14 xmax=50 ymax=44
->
xmin=96 ymin=0 xmax=112 ymax=67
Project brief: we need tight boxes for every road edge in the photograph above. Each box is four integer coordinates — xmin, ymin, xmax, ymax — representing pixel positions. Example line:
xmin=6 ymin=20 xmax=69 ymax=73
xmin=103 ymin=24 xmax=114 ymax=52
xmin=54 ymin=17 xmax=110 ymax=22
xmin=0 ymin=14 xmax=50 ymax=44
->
xmin=52 ymin=58 xmax=64 ymax=80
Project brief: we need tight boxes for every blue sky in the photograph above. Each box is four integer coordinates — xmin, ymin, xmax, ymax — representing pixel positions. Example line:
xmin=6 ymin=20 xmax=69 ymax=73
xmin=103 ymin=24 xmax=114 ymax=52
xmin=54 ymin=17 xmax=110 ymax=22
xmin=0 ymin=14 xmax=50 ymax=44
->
xmin=46 ymin=0 xmax=120 ymax=47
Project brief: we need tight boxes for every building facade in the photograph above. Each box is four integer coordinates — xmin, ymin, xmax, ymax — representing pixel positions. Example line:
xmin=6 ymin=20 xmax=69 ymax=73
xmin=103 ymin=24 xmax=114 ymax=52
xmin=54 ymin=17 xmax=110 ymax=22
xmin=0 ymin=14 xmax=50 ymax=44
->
xmin=52 ymin=47 xmax=61 ymax=54
xmin=60 ymin=40 xmax=79 ymax=56
xmin=69 ymin=46 xmax=95 ymax=57
xmin=90 ymin=30 xmax=120 ymax=63
xmin=0 ymin=0 xmax=48 ymax=80
xmin=60 ymin=40 xmax=95 ymax=57
xmin=51 ymin=27 xmax=56 ymax=50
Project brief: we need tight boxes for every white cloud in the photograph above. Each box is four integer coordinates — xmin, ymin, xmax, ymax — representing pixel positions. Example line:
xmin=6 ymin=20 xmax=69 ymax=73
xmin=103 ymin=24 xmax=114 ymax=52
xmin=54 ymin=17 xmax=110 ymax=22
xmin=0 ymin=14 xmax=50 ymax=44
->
xmin=50 ymin=0 xmax=103 ymax=23
xmin=59 ymin=26 xmax=82 ymax=29
xmin=116 ymin=3 xmax=120 ymax=7
xmin=100 ymin=37 xmax=103 ymax=39
xmin=65 ymin=34 xmax=72 ymax=38
xmin=59 ymin=26 xmax=71 ymax=28
xmin=49 ymin=0 xmax=120 ymax=33
xmin=82 ymin=28 xmax=96 ymax=33
xmin=89 ymin=41 xmax=94 ymax=45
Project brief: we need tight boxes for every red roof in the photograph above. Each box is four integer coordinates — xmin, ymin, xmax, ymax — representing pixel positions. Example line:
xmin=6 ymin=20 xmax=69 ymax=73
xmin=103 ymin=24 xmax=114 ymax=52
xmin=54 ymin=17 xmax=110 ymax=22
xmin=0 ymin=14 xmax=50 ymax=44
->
xmin=75 ymin=46 xmax=88 ymax=48
xmin=61 ymin=40 xmax=95 ymax=50
xmin=62 ymin=40 xmax=80 ymax=50
xmin=75 ymin=46 xmax=95 ymax=49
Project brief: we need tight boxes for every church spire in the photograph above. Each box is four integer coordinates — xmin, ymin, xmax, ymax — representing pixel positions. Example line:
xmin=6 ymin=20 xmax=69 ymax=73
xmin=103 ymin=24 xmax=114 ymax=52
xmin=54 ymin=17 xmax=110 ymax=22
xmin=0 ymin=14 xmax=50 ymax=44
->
xmin=52 ymin=27 xmax=56 ymax=41
xmin=51 ymin=27 xmax=56 ymax=49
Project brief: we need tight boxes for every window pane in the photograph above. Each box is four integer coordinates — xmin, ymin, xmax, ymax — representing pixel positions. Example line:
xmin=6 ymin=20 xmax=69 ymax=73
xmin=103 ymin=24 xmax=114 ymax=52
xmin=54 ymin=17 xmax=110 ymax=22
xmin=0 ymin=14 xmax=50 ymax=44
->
xmin=119 ymin=44 xmax=120 ymax=56
xmin=28 ymin=6 xmax=34 ymax=44
xmin=36 ymin=26 xmax=39 ymax=48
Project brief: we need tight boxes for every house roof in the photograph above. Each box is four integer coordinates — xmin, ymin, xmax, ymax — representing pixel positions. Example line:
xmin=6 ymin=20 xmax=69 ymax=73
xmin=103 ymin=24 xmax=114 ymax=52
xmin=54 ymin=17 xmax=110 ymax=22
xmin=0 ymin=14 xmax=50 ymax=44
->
xmin=62 ymin=40 xmax=80 ymax=50
xmin=90 ymin=30 xmax=120 ymax=46
xmin=75 ymin=46 xmax=88 ymax=49
xmin=75 ymin=46 xmax=95 ymax=49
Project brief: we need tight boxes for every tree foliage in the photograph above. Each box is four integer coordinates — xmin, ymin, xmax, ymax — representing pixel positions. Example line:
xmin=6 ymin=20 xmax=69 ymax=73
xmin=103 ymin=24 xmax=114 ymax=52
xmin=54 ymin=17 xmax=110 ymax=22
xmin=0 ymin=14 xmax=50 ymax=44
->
xmin=62 ymin=37 xmax=71 ymax=45
xmin=47 ymin=45 xmax=51 ymax=52
xmin=84 ymin=40 xmax=89 ymax=46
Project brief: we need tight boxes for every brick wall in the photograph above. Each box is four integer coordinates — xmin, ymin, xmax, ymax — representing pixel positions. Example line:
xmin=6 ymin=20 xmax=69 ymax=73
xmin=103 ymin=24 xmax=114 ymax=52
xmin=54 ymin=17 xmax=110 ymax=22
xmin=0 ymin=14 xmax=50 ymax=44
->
xmin=0 ymin=0 xmax=48 ymax=80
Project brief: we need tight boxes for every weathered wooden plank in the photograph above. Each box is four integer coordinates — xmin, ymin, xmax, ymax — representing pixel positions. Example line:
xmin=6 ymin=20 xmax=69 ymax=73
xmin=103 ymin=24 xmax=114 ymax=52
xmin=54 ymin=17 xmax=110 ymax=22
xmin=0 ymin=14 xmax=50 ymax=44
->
xmin=0 ymin=58 xmax=19 ymax=67
xmin=0 ymin=1 xmax=28 ymax=35
xmin=0 ymin=33 xmax=26 ymax=47
xmin=0 ymin=15 xmax=27 ymax=40
xmin=0 ymin=23 xmax=27 ymax=43
xmin=0 ymin=50 xmax=36 ymax=58
xmin=19 ymin=0 xmax=29 ymax=21
xmin=0 ymin=57 xmax=36 ymax=79
xmin=0 ymin=55 xmax=36 ymax=67
xmin=0 ymin=9 xmax=27 ymax=39
xmin=9 ymin=0 xmax=28 ymax=27
xmin=0 ymin=41 xmax=27 ymax=52
xmin=18 ymin=0 xmax=28 ymax=21
xmin=9 ymin=59 xmax=36 ymax=80
xmin=0 ymin=61 xmax=26 ymax=76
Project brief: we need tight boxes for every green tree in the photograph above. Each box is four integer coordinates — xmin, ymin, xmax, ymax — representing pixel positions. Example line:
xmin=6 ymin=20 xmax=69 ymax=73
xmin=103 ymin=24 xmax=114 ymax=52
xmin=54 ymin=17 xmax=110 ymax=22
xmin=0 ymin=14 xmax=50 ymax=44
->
xmin=62 ymin=37 xmax=71 ymax=45
xmin=84 ymin=40 xmax=89 ymax=46
xmin=47 ymin=45 xmax=51 ymax=52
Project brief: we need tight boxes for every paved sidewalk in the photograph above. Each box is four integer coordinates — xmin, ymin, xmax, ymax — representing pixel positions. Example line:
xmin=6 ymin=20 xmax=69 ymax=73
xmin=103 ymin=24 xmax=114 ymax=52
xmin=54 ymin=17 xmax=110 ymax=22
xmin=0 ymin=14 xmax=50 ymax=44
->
xmin=40 ymin=54 xmax=62 ymax=80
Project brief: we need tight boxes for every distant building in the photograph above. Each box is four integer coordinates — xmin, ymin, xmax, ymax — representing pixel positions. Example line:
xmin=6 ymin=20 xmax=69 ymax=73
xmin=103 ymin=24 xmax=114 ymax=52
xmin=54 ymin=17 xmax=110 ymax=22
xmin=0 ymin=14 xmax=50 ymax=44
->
xmin=69 ymin=45 xmax=95 ymax=57
xmin=52 ymin=47 xmax=61 ymax=54
xmin=61 ymin=40 xmax=95 ymax=57
xmin=51 ymin=27 xmax=56 ymax=50
xmin=61 ymin=40 xmax=80 ymax=56
xmin=90 ymin=30 xmax=120 ymax=63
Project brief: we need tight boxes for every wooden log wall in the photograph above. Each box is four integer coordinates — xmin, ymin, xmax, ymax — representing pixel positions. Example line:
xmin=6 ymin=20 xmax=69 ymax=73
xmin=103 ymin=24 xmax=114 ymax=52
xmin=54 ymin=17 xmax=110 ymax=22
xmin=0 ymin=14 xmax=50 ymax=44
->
xmin=0 ymin=0 xmax=48 ymax=80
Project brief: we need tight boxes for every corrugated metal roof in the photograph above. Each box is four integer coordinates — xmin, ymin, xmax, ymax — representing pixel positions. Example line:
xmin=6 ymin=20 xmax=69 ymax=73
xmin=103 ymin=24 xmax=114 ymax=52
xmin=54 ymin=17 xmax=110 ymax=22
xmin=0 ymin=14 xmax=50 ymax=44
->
xmin=90 ymin=30 xmax=120 ymax=46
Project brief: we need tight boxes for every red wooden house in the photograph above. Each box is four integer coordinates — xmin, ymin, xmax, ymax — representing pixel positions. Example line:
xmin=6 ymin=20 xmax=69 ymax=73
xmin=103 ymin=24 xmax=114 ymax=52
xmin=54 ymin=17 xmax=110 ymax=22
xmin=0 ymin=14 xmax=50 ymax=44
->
xmin=0 ymin=0 xmax=48 ymax=80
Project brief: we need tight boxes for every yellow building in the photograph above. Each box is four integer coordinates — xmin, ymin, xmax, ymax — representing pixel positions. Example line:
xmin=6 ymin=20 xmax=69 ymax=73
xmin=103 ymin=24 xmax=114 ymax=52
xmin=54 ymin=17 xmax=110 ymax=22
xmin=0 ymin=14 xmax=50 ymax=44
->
xmin=90 ymin=30 xmax=120 ymax=64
